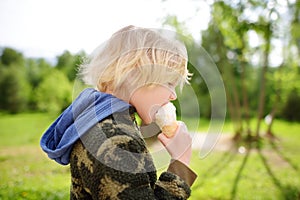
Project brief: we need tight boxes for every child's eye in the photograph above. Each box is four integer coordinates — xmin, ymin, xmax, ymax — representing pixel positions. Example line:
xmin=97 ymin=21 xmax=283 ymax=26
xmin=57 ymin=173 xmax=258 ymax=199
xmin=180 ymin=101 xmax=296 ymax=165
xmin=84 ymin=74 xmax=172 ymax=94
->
xmin=167 ymin=82 xmax=175 ymax=87
xmin=166 ymin=82 xmax=176 ymax=90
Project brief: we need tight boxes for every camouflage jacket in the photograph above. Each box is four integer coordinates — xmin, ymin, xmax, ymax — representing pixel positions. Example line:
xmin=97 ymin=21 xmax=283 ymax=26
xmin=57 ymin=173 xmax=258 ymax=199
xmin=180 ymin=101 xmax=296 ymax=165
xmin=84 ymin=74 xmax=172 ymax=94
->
xmin=70 ymin=108 xmax=197 ymax=199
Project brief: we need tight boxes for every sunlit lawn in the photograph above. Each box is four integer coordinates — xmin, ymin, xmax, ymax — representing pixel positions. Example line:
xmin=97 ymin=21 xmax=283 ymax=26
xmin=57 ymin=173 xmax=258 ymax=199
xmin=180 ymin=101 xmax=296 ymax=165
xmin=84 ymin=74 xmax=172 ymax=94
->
xmin=0 ymin=113 xmax=299 ymax=199
xmin=0 ymin=113 xmax=70 ymax=200
xmin=189 ymin=119 xmax=300 ymax=200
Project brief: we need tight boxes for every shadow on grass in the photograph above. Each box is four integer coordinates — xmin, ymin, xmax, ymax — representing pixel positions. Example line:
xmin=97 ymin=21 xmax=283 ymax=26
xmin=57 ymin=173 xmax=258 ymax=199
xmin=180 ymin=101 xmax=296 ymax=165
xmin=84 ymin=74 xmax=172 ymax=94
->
xmin=192 ymin=135 xmax=300 ymax=200
xmin=230 ymin=139 xmax=299 ymax=200
xmin=257 ymin=147 xmax=299 ymax=200
xmin=230 ymin=145 xmax=251 ymax=200
xmin=269 ymin=139 xmax=299 ymax=172
xmin=193 ymin=145 xmax=237 ymax=189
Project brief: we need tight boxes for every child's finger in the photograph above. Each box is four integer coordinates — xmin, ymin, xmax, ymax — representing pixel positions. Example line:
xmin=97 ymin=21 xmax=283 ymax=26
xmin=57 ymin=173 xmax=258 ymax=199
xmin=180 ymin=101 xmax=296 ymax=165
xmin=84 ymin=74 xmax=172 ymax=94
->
xmin=157 ymin=133 xmax=169 ymax=146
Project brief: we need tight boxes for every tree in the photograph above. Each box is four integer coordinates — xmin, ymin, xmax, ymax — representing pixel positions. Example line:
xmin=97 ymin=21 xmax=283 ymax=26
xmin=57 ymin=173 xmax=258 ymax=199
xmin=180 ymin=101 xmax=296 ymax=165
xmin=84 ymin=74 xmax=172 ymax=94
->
xmin=35 ymin=69 xmax=72 ymax=114
xmin=26 ymin=58 xmax=52 ymax=88
xmin=290 ymin=0 xmax=300 ymax=53
xmin=0 ymin=65 xmax=31 ymax=113
xmin=0 ymin=47 xmax=24 ymax=66
xmin=162 ymin=15 xmax=212 ymax=118
xmin=161 ymin=0 xmax=300 ymax=144
xmin=209 ymin=0 xmax=291 ymax=142
xmin=254 ymin=15 xmax=273 ymax=139
xmin=56 ymin=50 xmax=85 ymax=81
xmin=282 ymin=89 xmax=300 ymax=121
xmin=0 ymin=48 xmax=30 ymax=113
xmin=210 ymin=1 xmax=250 ymax=139
xmin=25 ymin=58 xmax=53 ymax=110
xmin=273 ymin=65 xmax=300 ymax=122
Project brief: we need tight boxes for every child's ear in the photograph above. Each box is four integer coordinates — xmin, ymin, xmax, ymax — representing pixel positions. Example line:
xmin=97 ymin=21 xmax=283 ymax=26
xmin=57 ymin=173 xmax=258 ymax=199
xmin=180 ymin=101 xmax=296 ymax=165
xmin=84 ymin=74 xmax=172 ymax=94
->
xmin=99 ymin=82 xmax=114 ymax=94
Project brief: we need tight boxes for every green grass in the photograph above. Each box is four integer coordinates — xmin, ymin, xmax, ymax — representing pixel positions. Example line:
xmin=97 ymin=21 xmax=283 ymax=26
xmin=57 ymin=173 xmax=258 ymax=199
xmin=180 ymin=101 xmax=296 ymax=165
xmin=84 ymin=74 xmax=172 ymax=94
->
xmin=0 ymin=113 xmax=300 ymax=199
xmin=0 ymin=112 xmax=70 ymax=200
xmin=190 ymin=148 xmax=300 ymax=200
xmin=0 ymin=112 xmax=55 ymax=146
xmin=189 ymin=120 xmax=300 ymax=200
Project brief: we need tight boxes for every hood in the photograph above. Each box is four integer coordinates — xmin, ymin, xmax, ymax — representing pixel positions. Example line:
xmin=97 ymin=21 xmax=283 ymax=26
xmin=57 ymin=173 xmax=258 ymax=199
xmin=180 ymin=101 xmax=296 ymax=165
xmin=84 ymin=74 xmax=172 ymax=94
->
xmin=40 ymin=88 xmax=131 ymax=165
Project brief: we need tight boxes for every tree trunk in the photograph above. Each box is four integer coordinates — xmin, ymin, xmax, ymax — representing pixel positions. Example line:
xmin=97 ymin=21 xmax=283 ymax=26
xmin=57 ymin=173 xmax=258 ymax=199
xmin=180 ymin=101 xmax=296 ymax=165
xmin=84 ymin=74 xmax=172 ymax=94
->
xmin=255 ymin=23 xmax=271 ymax=138
xmin=225 ymin=83 xmax=241 ymax=141
xmin=240 ymin=60 xmax=252 ymax=137
xmin=265 ymin=105 xmax=277 ymax=139
xmin=225 ymin=66 xmax=243 ymax=140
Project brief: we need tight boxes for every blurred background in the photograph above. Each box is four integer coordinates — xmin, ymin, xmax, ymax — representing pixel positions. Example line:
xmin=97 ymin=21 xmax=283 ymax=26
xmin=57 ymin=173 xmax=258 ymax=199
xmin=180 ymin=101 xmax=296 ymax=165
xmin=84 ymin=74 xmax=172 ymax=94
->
xmin=0 ymin=0 xmax=299 ymax=199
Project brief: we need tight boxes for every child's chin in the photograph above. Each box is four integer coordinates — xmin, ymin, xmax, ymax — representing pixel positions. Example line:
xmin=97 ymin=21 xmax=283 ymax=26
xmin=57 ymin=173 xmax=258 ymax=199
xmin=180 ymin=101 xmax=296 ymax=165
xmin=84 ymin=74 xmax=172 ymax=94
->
xmin=142 ymin=117 xmax=153 ymax=125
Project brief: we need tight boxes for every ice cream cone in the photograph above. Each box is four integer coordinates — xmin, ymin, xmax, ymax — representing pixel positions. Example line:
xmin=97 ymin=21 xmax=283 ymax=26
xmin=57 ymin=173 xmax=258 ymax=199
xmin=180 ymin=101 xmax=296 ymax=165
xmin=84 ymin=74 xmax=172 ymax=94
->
xmin=155 ymin=102 xmax=178 ymax=138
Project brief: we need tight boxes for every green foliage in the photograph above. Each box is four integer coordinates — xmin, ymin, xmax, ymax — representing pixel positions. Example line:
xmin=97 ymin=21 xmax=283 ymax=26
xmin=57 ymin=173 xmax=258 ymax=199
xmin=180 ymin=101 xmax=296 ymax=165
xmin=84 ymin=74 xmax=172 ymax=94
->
xmin=26 ymin=58 xmax=52 ymax=88
xmin=290 ymin=1 xmax=300 ymax=50
xmin=56 ymin=50 xmax=85 ymax=81
xmin=0 ymin=46 xmax=84 ymax=114
xmin=291 ymin=22 xmax=300 ymax=40
xmin=162 ymin=15 xmax=194 ymax=46
xmin=35 ymin=69 xmax=72 ymax=114
xmin=0 ymin=65 xmax=31 ymax=113
xmin=265 ymin=65 xmax=300 ymax=121
xmin=0 ymin=47 xmax=24 ymax=66
xmin=281 ymin=89 xmax=300 ymax=121
xmin=212 ymin=2 xmax=245 ymax=50
xmin=0 ymin=48 xmax=31 ymax=113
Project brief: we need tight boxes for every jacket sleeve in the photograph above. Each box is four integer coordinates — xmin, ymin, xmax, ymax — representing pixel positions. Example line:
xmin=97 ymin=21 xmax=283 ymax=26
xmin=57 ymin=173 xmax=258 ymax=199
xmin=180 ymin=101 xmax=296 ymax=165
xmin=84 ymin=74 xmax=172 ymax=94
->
xmin=70 ymin=117 xmax=197 ymax=200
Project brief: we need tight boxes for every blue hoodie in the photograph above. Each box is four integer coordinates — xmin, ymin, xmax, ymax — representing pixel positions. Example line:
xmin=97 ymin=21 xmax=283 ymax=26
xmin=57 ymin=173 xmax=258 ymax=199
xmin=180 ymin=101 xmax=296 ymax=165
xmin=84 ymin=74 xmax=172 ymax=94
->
xmin=40 ymin=88 xmax=131 ymax=165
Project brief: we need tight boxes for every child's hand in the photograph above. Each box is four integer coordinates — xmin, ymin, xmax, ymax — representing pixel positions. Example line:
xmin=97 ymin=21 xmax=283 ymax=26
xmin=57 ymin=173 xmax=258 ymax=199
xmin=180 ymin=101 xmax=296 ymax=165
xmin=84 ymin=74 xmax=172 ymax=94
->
xmin=157 ymin=121 xmax=192 ymax=166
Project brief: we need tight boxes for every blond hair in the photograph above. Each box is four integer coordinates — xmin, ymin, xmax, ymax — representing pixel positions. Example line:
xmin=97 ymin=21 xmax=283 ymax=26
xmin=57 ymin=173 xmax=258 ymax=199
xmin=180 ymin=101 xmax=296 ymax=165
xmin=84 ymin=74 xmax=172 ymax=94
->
xmin=79 ymin=25 xmax=191 ymax=98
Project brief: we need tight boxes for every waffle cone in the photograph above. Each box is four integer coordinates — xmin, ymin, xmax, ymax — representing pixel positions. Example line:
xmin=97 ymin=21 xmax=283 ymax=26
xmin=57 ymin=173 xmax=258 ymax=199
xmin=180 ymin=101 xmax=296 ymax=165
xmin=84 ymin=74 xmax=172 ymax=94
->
xmin=162 ymin=121 xmax=178 ymax=138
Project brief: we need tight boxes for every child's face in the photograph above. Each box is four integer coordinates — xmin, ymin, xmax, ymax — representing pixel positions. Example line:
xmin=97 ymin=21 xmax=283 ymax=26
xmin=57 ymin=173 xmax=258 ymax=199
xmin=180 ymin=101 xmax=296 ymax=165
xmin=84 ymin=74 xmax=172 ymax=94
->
xmin=129 ymin=83 xmax=177 ymax=125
